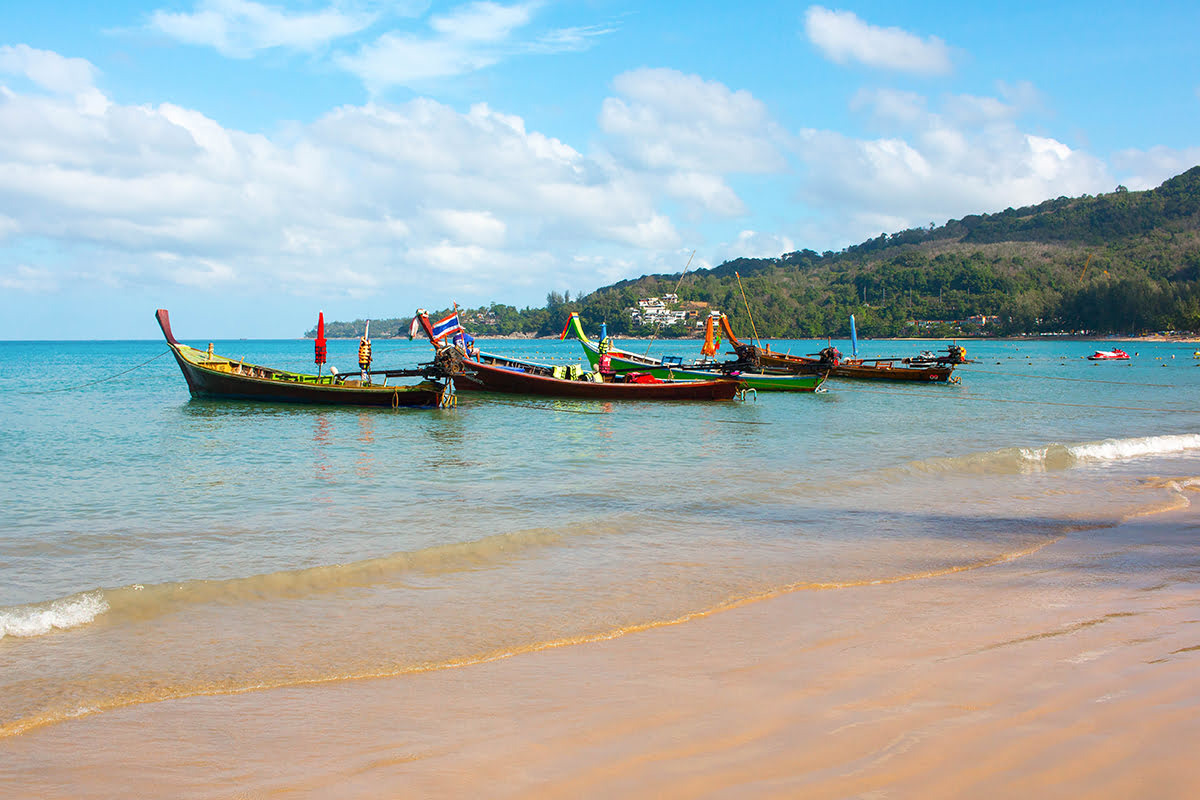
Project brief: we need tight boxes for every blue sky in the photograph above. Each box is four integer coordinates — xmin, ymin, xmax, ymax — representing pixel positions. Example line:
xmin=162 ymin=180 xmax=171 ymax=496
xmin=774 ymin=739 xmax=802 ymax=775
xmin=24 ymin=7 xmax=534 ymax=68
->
xmin=1 ymin=1 xmax=1197 ymax=339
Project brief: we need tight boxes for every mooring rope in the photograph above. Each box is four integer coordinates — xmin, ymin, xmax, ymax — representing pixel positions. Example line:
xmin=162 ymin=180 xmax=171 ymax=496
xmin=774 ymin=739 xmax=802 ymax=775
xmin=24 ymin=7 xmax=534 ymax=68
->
xmin=23 ymin=350 xmax=172 ymax=394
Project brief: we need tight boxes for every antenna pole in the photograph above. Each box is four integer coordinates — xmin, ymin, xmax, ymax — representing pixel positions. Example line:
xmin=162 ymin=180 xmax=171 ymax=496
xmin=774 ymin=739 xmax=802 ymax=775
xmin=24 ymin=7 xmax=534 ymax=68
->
xmin=735 ymin=271 xmax=761 ymax=347
xmin=644 ymin=250 xmax=696 ymax=356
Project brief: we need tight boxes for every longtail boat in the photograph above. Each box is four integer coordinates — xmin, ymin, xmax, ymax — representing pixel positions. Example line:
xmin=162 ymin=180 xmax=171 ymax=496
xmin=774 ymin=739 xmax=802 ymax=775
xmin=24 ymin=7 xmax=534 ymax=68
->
xmin=156 ymin=309 xmax=450 ymax=407
xmin=716 ymin=315 xmax=956 ymax=383
xmin=412 ymin=310 xmax=743 ymax=400
xmin=559 ymin=313 xmax=829 ymax=393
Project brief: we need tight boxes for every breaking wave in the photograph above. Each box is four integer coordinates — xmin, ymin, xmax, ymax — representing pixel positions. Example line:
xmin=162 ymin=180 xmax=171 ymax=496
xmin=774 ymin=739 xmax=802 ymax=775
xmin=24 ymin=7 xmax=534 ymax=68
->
xmin=0 ymin=591 xmax=109 ymax=640
xmin=902 ymin=433 xmax=1200 ymax=476
xmin=1068 ymin=434 xmax=1200 ymax=462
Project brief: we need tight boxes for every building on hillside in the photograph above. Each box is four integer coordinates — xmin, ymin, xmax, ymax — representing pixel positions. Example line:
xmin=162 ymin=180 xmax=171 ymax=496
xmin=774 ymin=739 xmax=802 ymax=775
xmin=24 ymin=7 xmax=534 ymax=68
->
xmin=965 ymin=314 xmax=999 ymax=327
xmin=629 ymin=294 xmax=720 ymax=329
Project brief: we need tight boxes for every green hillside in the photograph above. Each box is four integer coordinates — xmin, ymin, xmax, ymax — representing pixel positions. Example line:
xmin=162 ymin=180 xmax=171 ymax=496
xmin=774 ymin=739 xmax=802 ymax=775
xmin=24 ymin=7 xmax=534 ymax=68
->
xmin=315 ymin=166 xmax=1200 ymax=340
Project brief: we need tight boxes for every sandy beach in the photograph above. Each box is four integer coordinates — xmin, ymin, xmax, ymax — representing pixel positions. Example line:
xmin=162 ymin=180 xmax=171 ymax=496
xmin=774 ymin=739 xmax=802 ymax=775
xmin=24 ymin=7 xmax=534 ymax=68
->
xmin=4 ymin=495 xmax=1199 ymax=799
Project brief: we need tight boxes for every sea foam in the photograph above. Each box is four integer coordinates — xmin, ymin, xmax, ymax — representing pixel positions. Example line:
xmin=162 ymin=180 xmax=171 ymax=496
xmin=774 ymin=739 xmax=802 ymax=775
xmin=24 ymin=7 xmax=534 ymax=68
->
xmin=902 ymin=433 xmax=1200 ymax=477
xmin=0 ymin=590 xmax=109 ymax=639
xmin=1067 ymin=433 xmax=1200 ymax=463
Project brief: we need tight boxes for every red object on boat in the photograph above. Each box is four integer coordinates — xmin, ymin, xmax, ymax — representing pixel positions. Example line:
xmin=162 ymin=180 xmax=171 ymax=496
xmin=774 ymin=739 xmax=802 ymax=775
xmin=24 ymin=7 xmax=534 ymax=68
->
xmin=1087 ymin=349 xmax=1129 ymax=360
xmin=315 ymin=311 xmax=327 ymax=365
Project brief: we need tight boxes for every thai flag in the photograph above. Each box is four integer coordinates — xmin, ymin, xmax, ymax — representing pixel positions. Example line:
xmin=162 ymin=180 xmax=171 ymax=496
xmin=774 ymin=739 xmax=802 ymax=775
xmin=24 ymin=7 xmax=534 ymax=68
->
xmin=431 ymin=312 xmax=463 ymax=341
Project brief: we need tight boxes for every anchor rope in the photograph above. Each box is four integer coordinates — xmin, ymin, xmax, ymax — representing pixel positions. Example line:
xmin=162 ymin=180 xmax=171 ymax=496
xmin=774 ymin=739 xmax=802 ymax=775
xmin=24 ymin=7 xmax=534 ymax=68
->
xmin=23 ymin=350 xmax=171 ymax=394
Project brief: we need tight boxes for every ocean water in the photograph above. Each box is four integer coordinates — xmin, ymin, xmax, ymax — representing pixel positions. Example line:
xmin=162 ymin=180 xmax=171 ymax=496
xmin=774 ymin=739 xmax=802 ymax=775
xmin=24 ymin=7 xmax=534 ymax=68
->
xmin=2 ymin=332 xmax=1199 ymax=739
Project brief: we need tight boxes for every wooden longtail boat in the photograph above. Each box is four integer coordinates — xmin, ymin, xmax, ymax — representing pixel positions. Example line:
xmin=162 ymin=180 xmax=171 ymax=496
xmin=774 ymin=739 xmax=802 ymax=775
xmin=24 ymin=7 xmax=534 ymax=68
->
xmin=453 ymin=352 xmax=743 ymax=400
xmin=155 ymin=309 xmax=449 ymax=407
xmin=717 ymin=315 xmax=956 ymax=383
xmin=559 ymin=313 xmax=829 ymax=393
xmin=412 ymin=311 xmax=743 ymax=400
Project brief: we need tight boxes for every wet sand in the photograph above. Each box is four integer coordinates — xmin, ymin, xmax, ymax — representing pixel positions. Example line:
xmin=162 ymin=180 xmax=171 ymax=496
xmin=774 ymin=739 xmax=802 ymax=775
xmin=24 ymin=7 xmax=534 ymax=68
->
xmin=4 ymin=505 xmax=1199 ymax=799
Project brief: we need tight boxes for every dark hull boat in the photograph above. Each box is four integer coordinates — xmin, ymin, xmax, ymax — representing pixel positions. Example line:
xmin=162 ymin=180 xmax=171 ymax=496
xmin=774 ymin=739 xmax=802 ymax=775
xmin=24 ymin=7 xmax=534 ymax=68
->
xmin=155 ymin=309 xmax=448 ymax=408
xmin=559 ymin=313 xmax=829 ymax=392
xmin=818 ymin=357 xmax=953 ymax=382
xmin=411 ymin=311 xmax=742 ymax=401
xmin=718 ymin=316 xmax=956 ymax=383
xmin=453 ymin=353 xmax=743 ymax=400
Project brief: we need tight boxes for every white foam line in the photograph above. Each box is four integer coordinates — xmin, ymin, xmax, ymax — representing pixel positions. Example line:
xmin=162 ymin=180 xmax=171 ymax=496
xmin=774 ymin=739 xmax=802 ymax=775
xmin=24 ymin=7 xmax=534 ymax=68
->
xmin=0 ymin=590 xmax=109 ymax=639
xmin=1068 ymin=434 xmax=1200 ymax=463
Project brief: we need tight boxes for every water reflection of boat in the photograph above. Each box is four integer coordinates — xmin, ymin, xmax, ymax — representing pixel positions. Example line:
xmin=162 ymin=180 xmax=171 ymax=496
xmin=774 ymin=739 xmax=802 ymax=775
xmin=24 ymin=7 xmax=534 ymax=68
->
xmin=156 ymin=309 xmax=448 ymax=407
xmin=1087 ymin=349 xmax=1130 ymax=361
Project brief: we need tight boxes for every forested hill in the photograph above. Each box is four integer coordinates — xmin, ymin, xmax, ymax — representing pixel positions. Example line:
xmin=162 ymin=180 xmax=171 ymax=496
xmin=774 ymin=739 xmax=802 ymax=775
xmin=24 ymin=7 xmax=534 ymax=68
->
xmin=315 ymin=166 xmax=1200 ymax=339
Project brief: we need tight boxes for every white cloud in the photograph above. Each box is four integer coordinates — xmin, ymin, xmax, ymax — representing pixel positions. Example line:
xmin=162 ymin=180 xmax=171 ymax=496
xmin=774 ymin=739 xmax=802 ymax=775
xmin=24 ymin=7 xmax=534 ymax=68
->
xmin=430 ymin=1 xmax=535 ymax=41
xmin=804 ymin=6 xmax=952 ymax=75
xmin=148 ymin=0 xmax=377 ymax=58
xmin=726 ymin=230 xmax=797 ymax=261
xmin=336 ymin=1 xmax=612 ymax=91
xmin=0 ymin=44 xmax=98 ymax=95
xmin=664 ymin=173 xmax=746 ymax=217
xmin=996 ymin=80 xmax=1044 ymax=114
xmin=850 ymin=88 xmax=928 ymax=126
xmin=531 ymin=24 xmax=619 ymax=53
xmin=943 ymin=93 xmax=1017 ymax=126
xmin=0 ymin=264 xmax=59 ymax=293
xmin=336 ymin=32 xmax=501 ymax=87
xmin=794 ymin=89 xmax=1114 ymax=245
xmin=427 ymin=208 xmax=508 ymax=247
xmin=598 ymin=69 xmax=787 ymax=217
xmin=0 ymin=54 xmax=697 ymax=302
xmin=1111 ymin=146 xmax=1200 ymax=190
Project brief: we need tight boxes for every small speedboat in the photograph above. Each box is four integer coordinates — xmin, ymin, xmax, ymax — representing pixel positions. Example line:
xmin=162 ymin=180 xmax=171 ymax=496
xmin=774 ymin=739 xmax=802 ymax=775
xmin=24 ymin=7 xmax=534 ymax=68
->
xmin=1088 ymin=349 xmax=1130 ymax=361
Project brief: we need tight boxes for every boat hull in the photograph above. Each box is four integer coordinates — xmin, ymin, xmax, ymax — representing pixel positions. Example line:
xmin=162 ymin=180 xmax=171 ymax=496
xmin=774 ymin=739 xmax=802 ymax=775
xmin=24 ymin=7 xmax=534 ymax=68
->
xmin=757 ymin=352 xmax=953 ymax=382
xmin=574 ymin=335 xmax=827 ymax=391
xmin=454 ymin=358 xmax=741 ymax=400
xmin=648 ymin=366 xmax=825 ymax=392
xmin=158 ymin=310 xmax=446 ymax=408
xmin=830 ymin=363 xmax=954 ymax=382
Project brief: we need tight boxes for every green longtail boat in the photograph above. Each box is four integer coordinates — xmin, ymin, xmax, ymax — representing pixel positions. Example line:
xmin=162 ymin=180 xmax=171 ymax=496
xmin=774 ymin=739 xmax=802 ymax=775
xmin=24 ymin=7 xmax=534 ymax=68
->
xmin=559 ymin=313 xmax=829 ymax=393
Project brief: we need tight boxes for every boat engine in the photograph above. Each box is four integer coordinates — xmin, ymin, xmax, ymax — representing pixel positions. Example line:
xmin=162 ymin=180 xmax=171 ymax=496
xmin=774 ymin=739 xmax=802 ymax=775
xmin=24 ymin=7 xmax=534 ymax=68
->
xmin=733 ymin=343 xmax=761 ymax=371
xmin=818 ymin=346 xmax=842 ymax=366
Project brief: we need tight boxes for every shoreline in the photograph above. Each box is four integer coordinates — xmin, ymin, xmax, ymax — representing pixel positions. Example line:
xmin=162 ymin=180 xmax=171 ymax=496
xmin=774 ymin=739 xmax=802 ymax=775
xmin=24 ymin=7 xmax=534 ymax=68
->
xmin=6 ymin=498 xmax=1199 ymax=798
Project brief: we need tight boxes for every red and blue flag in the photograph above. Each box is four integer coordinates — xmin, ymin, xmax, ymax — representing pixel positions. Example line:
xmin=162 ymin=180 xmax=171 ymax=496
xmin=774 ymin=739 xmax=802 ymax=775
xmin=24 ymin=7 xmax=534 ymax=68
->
xmin=431 ymin=312 xmax=463 ymax=341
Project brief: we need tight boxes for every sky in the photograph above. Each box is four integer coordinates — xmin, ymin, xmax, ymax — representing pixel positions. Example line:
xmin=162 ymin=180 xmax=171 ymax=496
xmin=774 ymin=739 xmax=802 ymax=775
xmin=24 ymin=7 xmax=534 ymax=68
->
xmin=1 ymin=1 xmax=1198 ymax=339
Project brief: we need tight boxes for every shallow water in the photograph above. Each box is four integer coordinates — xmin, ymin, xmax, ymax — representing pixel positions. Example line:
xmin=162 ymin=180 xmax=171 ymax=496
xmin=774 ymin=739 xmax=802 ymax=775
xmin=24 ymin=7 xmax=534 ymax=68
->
xmin=2 ymin=333 xmax=1199 ymax=738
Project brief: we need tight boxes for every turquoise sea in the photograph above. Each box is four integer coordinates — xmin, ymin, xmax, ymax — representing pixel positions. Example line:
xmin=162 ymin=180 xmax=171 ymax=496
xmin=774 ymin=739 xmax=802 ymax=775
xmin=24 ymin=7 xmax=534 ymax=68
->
xmin=2 ymin=332 xmax=1199 ymax=738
